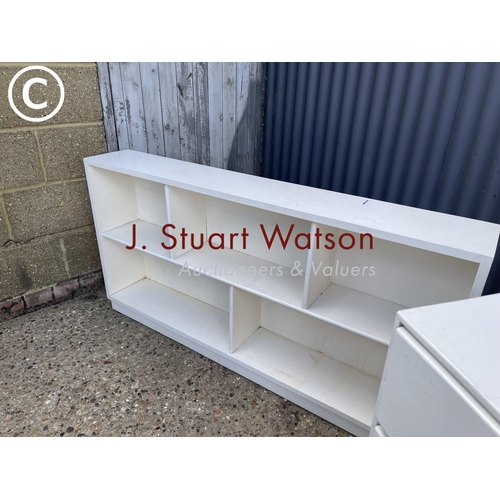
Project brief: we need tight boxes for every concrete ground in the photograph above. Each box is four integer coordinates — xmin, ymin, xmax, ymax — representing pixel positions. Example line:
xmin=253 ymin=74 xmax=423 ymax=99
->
xmin=0 ymin=286 xmax=351 ymax=437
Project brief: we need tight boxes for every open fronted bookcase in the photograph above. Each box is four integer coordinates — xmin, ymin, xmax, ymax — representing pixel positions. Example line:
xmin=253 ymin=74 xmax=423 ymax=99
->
xmin=84 ymin=150 xmax=499 ymax=436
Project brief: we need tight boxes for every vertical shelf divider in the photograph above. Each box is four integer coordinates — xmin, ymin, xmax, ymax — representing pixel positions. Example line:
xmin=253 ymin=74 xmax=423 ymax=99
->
xmin=229 ymin=286 xmax=261 ymax=353
xmin=302 ymin=222 xmax=335 ymax=309
xmin=163 ymin=185 xmax=174 ymax=260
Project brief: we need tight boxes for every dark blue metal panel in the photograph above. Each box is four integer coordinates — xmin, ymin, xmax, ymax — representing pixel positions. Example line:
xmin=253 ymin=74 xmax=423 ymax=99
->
xmin=263 ymin=63 xmax=500 ymax=294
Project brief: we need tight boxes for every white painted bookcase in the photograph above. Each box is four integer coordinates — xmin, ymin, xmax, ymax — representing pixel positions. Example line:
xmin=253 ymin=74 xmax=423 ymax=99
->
xmin=84 ymin=150 xmax=500 ymax=436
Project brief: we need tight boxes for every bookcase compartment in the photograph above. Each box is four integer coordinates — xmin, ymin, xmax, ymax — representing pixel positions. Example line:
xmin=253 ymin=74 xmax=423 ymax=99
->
xmin=304 ymin=223 xmax=480 ymax=344
xmin=229 ymin=287 xmax=384 ymax=429
xmin=104 ymin=240 xmax=229 ymax=354
xmin=86 ymin=166 xmax=167 ymax=232
xmin=166 ymin=186 xmax=310 ymax=308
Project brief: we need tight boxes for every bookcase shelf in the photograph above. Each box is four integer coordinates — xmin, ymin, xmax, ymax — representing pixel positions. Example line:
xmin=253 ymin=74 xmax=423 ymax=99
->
xmin=102 ymin=219 xmax=304 ymax=308
xmin=112 ymin=278 xmax=229 ymax=354
xmin=306 ymin=283 xmax=405 ymax=345
xmin=85 ymin=150 xmax=500 ymax=436
xmin=102 ymin=220 xmax=397 ymax=344
xmin=230 ymin=327 xmax=381 ymax=428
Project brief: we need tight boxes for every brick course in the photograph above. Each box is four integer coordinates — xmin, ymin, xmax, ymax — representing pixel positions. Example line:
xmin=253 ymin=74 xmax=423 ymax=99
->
xmin=0 ymin=271 xmax=104 ymax=320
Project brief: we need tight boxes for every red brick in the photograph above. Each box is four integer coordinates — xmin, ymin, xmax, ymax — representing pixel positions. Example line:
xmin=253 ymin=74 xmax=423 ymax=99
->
xmin=53 ymin=279 xmax=80 ymax=300
xmin=0 ymin=296 xmax=25 ymax=316
xmin=79 ymin=271 xmax=103 ymax=290
xmin=24 ymin=288 xmax=54 ymax=309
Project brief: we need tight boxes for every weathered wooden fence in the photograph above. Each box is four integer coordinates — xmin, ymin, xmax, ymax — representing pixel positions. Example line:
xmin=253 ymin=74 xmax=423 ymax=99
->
xmin=96 ymin=62 xmax=264 ymax=174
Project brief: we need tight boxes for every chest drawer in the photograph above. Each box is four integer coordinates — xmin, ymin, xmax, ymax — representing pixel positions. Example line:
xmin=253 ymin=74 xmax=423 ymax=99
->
xmin=376 ymin=327 xmax=500 ymax=437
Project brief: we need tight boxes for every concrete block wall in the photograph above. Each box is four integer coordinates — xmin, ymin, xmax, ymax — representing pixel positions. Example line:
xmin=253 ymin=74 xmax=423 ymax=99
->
xmin=0 ymin=63 xmax=106 ymax=303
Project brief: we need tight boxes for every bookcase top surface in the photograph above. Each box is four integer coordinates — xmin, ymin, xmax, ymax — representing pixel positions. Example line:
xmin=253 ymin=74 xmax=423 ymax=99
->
xmin=397 ymin=294 xmax=500 ymax=421
xmin=84 ymin=150 xmax=499 ymax=260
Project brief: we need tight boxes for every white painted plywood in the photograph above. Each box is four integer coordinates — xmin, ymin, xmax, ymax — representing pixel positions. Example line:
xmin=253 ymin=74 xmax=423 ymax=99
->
xmin=135 ymin=178 xmax=167 ymax=227
xmin=174 ymin=247 xmax=304 ymax=308
xmin=99 ymin=238 xmax=145 ymax=296
xmin=166 ymin=186 xmax=207 ymax=259
xmin=230 ymin=287 xmax=261 ymax=353
xmin=103 ymin=220 xmax=398 ymax=345
xmin=85 ymin=166 xmax=137 ymax=232
xmin=111 ymin=278 xmax=229 ymax=353
xmin=84 ymin=150 xmax=500 ymax=263
xmin=101 ymin=219 xmax=304 ymax=308
xmin=145 ymin=255 xmax=230 ymax=313
xmin=230 ymin=327 xmax=380 ymax=429
xmin=377 ymin=327 xmax=500 ymax=436
xmin=205 ymin=195 xmax=310 ymax=269
xmin=307 ymin=283 xmax=405 ymax=345
xmin=397 ymin=294 xmax=500 ymax=422
xmin=303 ymin=223 xmax=336 ymax=308
xmin=261 ymin=299 xmax=388 ymax=378
xmin=102 ymin=220 xmax=170 ymax=258
xmin=86 ymin=150 xmax=500 ymax=437
xmin=332 ymin=235 xmax=479 ymax=307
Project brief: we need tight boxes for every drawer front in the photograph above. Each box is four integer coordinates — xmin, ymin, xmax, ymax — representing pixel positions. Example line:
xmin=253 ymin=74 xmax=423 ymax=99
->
xmin=376 ymin=327 xmax=500 ymax=437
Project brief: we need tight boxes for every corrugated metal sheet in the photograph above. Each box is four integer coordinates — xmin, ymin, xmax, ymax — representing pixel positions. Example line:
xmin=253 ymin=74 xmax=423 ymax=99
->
xmin=263 ymin=62 xmax=500 ymax=294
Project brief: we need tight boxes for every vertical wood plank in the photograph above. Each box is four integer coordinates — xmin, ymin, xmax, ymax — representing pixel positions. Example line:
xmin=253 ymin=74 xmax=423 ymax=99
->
xmin=255 ymin=63 xmax=264 ymax=174
xmin=208 ymin=62 xmax=223 ymax=168
xmin=222 ymin=62 xmax=236 ymax=169
xmin=99 ymin=61 xmax=264 ymax=171
xmin=175 ymin=62 xmax=197 ymax=163
xmin=236 ymin=62 xmax=251 ymax=173
xmin=139 ymin=62 xmax=165 ymax=156
xmin=108 ymin=62 xmax=129 ymax=150
xmin=120 ymin=62 xmax=148 ymax=152
xmin=193 ymin=62 xmax=210 ymax=165
xmin=158 ymin=62 xmax=181 ymax=160
xmin=96 ymin=62 xmax=118 ymax=152
xmin=246 ymin=62 xmax=257 ymax=174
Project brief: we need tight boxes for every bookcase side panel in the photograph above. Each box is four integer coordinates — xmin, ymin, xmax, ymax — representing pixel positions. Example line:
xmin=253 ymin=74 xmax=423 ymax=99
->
xmin=85 ymin=166 xmax=138 ymax=232
xmin=469 ymin=259 xmax=494 ymax=297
